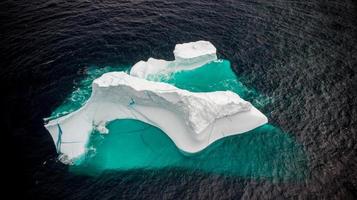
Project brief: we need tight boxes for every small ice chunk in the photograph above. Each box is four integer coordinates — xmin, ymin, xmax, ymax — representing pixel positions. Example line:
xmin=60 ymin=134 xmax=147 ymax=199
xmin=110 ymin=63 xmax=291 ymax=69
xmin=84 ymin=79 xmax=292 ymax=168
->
xmin=96 ymin=121 xmax=109 ymax=134
xmin=130 ymin=41 xmax=217 ymax=78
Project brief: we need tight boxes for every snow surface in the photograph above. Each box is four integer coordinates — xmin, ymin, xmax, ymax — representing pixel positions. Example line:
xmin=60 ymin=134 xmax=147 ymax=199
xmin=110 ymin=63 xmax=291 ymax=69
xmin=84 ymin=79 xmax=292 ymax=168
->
xmin=130 ymin=41 xmax=217 ymax=78
xmin=44 ymin=41 xmax=268 ymax=163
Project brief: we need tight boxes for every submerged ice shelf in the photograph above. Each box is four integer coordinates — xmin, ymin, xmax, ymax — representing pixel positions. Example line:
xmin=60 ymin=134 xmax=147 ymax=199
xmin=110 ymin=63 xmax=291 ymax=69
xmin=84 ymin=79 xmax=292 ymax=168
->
xmin=45 ymin=41 xmax=268 ymax=163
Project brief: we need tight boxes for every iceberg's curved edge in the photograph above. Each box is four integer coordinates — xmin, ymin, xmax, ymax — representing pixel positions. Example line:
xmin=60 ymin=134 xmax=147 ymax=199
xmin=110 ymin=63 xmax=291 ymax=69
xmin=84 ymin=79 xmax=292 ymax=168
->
xmin=45 ymin=72 xmax=268 ymax=163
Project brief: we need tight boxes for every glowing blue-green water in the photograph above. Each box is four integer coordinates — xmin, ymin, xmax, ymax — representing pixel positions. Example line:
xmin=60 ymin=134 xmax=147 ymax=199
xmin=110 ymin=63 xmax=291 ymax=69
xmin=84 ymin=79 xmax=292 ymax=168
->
xmin=149 ymin=60 xmax=270 ymax=109
xmin=75 ymin=121 xmax=306 ymax=181
xmin=53 ymin=60 xmax=307 ymax=180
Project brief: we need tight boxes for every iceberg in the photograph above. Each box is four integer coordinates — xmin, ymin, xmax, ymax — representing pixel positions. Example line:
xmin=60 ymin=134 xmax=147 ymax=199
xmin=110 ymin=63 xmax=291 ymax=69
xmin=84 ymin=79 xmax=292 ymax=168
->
xmin=44 ymin=41 xmax=268 ymax=164
xmin=130 ymin=40 xmax=217 ymax=78
xmin=45 ymin=72 xmax=267 ymax=162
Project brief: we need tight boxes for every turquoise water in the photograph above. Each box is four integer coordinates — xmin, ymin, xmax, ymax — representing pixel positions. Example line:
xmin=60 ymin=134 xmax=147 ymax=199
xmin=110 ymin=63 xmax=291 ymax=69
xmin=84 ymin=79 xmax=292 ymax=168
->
xmin=148 ymin=60 xmax=270 ymax=109
xmin=74 ymin=121 xmax=306 ymax=181
xmin=53 ymin=60 xmax=307 ymax=180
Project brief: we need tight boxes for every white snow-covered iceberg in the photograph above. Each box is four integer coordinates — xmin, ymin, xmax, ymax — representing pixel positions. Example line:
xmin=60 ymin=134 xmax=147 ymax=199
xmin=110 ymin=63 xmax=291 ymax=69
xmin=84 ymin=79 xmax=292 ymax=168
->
xmin=45 ymin=41 xmax=269 ymax=163
xmin=45 ymin=72 xmax=268 ymax=162
xmin=130 ymin=40 xmax=217 ymax=78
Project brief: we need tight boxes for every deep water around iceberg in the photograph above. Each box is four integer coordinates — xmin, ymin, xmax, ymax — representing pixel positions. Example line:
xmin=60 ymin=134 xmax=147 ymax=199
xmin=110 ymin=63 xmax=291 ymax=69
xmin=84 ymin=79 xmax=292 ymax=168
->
xmin=50 ymin=60 xmax=307 ymax=181
xmin=4 ymin=1 xmax=356 ymax=199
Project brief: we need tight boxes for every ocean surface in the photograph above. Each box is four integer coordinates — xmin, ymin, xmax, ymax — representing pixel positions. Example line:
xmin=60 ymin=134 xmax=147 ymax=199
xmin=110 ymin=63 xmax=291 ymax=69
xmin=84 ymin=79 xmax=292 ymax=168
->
xmin=2 ymin=0 xmax=356 ymax=199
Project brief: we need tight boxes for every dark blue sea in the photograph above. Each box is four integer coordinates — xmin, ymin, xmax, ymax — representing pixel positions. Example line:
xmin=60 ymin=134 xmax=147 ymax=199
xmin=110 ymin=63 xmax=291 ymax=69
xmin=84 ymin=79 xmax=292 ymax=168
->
xmin=2 ymin=0 xmax=356 ymax=199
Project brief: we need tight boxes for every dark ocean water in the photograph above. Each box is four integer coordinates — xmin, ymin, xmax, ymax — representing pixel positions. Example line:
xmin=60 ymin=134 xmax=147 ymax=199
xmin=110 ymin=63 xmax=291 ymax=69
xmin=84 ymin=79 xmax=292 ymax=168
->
xmin=2 ymin=0 xmax=357 ymax=199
